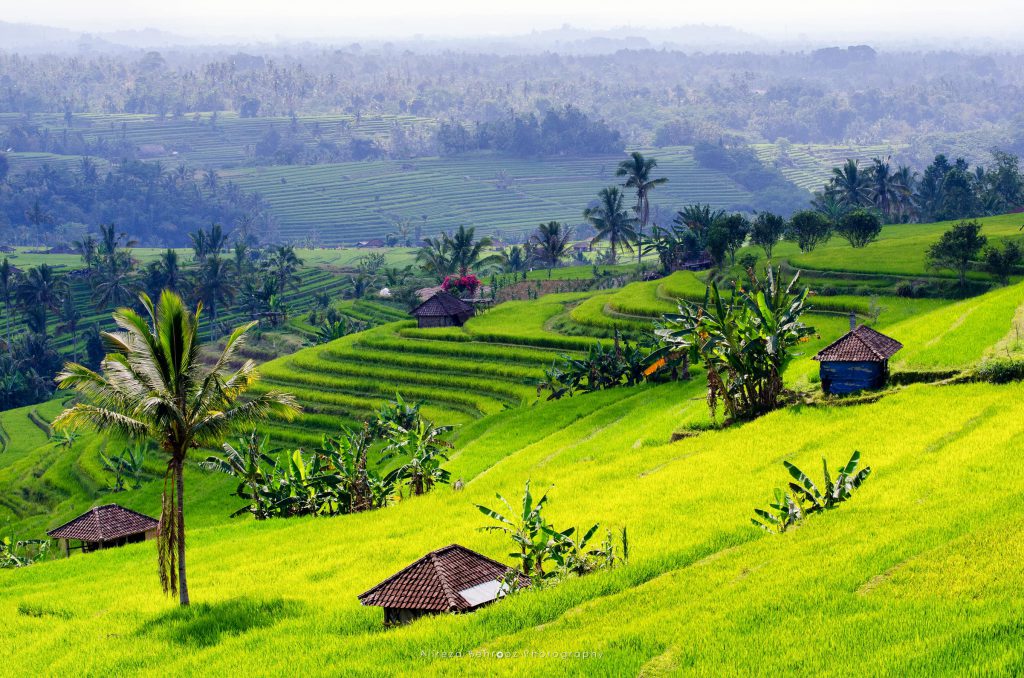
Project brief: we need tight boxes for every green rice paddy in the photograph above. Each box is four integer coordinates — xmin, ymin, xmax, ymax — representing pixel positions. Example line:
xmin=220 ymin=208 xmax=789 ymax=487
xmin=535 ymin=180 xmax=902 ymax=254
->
xmin=3 ymin=211 xmax=1024 ymax=675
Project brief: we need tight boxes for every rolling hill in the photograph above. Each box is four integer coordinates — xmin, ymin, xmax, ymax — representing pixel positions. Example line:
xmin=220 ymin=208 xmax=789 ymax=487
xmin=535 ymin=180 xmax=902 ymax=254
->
xmin=2 ymin=214 xmax=1024 ymax=675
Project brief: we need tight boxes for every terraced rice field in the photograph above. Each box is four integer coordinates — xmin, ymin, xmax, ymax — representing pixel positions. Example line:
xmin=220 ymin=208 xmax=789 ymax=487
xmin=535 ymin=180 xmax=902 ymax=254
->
xmin=752 ymin=142 xmax=906 ymax=192
xmin=222 ymin=146 xmax=755 ymax=244
xmin=0 ymin=111 xmax=434 ymax=169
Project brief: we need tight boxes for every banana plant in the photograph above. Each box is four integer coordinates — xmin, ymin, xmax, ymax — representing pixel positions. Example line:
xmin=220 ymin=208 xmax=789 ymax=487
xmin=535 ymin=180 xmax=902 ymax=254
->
xmin=476 ymin=480 xmax=556 ymax=578
xmin=201 ymin=432 xmax=278 ymax=519
xmin=753 ymin=451 xmax=871 ymax=533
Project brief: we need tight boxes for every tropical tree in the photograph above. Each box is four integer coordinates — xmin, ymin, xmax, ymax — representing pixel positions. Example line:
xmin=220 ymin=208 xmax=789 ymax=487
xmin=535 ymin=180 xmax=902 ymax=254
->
xmin=475 ymin=480 xmax=555 ymax=577
xmin=56 ymin=294 xmax=82 ymax=363
xmin=156 ymin=249 xmax=182 ymax=293
xmin=268 ymin=245 xmax=304 ymax=301
xmin=786 ymin=210 xmax=833 ymax=253
xmin=657 ymin=267 xmax=814 ymax=420
xmin=52 ymin=291 xmax=300 ymax=606
xmin=868 ymin=157 xmax=901 ymax=221
xmin=828 ymin=159 xmax=871 ymax=208
xmin=927 ymin=220 xmax=987 ymax=291
xmin=201 ymin=431 xmax=278 ymax=519
xmin=983 ymin=241 xmax=1023 ymax=285
xmin=0 ymin=258 xmax=16 ymax=344
xmin=16 ymin=264 xmax=68 ymax=338
xmin=382 ymin=418 xmax=453 ymax=496
xmin=197 ymin=256 xmax=236 ymax=328
xmin=750 ymin=212 xmax=787 ymax=260
xmin=499 ymin=245 xmax=529 ymax=274
xmin=416 ymin=236 xmax=454 ymax=280
xmin=73 ymin=234 xmax=100 ymax=276
xmin=617 ymin=151 xmax=668 ymax=266
xmin=531 ymin=221 xmax=574 ymax=277
xmin=585 ymin=186 xmax=637 ymax=264
xmin=715 ymin=213 xmax=751 ymax=265
xmin=835 ymin=209 xmax=883 ymax=248
xmin=445 ymin=225 xmax=495 ymax=276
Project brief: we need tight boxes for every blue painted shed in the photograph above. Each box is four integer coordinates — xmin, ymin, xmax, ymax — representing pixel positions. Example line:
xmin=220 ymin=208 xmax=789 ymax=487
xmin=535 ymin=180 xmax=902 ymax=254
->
xmin=813 ymin=323 xmax=903 ymax=395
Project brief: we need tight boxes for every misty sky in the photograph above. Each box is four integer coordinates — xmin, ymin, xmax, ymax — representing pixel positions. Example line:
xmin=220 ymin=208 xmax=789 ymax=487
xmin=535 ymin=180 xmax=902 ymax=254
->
xmin=4 ymin=0 xmax=1023 ymax=41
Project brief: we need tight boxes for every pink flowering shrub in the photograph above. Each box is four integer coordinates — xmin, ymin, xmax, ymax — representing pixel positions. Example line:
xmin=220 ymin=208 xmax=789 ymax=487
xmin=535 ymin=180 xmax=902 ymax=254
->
xmin=441 ymin=273 xmax=481 ymax=297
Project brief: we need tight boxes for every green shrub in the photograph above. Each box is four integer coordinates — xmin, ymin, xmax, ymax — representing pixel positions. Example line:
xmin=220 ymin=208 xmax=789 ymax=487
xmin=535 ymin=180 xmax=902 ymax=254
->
xmin=975 ymin=358 xmax=1024 ymax=384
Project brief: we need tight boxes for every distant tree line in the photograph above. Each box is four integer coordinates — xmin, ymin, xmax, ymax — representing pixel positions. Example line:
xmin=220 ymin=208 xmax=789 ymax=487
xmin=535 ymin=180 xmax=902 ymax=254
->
xmin=0 ymin=158 xmax=273 ymax=247
xmin=435 ymin=106 xmax=623 ymax=157
xmin=816 ymin=151 xmax=1024 ymax=224
xmin=4 ymin=48 xmax=1024 ymax=152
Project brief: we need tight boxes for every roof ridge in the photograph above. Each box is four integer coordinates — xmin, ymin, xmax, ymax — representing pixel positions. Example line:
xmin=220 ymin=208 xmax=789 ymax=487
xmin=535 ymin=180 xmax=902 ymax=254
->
xmin=850 ymin=330 xmax=885 ymax=360
xmin=428 ymin=551 xmax=465 ymax=611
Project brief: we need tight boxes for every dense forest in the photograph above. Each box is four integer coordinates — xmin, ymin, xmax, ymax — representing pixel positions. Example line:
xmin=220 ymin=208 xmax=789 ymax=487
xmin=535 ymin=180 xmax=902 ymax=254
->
xmin=3 ymin=47 xmax=1024 ymax=154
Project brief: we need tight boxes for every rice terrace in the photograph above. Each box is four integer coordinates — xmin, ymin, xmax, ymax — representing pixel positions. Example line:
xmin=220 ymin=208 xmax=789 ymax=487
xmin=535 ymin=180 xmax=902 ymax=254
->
xmin=3 ymin=3 xmax=1024 ymax=677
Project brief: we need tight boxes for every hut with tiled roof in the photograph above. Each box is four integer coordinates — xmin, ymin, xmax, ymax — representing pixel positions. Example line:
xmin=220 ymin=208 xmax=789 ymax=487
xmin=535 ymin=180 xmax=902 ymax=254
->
xmin=358 ymin=544 xmax=528 ymax=625
xmin=411 ymin=291 xmax=475 ymax=328
xmin=47 ymin=504 xmax=158 ymax=556
xmin=813 ymin=316 xmax=903 ymax=395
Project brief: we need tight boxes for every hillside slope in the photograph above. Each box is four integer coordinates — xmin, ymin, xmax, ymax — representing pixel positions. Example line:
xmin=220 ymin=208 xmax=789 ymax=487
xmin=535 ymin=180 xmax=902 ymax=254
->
xmin=2 ymin=379 xmax=1024 ymax=675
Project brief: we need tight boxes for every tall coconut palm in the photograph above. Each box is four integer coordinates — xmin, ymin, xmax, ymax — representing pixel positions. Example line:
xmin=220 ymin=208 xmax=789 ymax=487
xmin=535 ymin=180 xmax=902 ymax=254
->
xmin=156 ymin=249 xmax=182 ymax=293
xmin=585 ymin=187 xmax=637 ymax=264
xmin=72 ymin=234 xmax=99 ymax=277
xmin=445 ymin=225 xmax=496 ymax=276
xmin=52 ymin=291 xmax=299 ymax=606
xmin=531 ymin=221 xmax=574 ymax=277
xmin=16 ymin=264 xmax=68 ymax=338
xmin=0 ymin=258 xmax=16 ymax=345
xmin=92 ymin=252 xmax=138 ymax=311
xmin=416 ymin=237 xmax=454 ymax=280
xmin=198 ymin=256 xmax=236 ymax=330
xmin=829 ymin=159 xmax=871 ymax=208
xmin=268 ymin=245 xmax=303 ymax=301
xmin=617 ymin=151 xmax=668 ymax=267
xmin=893 ymin=165 xmax=918 ymax=222
xmin=869 ymin=157 xmax=900 ymax=221
xmin=56 ymin=294 xmax=82 ymax=363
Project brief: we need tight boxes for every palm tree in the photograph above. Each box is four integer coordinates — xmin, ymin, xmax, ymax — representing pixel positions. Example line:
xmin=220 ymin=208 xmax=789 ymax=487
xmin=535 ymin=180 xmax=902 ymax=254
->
xmin=56 ymin=294 xmax=82 ymax=363
xmin=52 ymin=291 xmax=299 ymax=606
xmin=72 ymin=234 xmax=99 ymax=277
xmin=231 ymin=241 xmax=250 ymax=279
xmin=585 ymin=187 xmax=637 ymax=264
xmin=829 ymin=159 xmax=871 ymax=208
xmin=617 ymin=151 xmax=667 ymax=267
xmin=198 ymin=257 xmax=236 ymax=330
xmin=531 ymin=221 xmax=574 ymax=277
xmin=500 ymin=245 xmax=529 ymax=273
xmin=268 ymin=245 xmax=303 ymax=301
xmin=92 ymin=252 xmax=138 ymax=310
xmin=157 ymin=249 xmax=181 ymax=293
xmin=16 ymin=264 xmax=68 ymax=338
xmin=894 ymin=165 xmax=918 ymax=222
xmin=416 ymin=237 xmax=454 ymax=280
xmin=445 ymin=225 xmax=495 ymax=276
xmin=869 ymin=157 xmax=900 ymax=221
xmin=0 ymin=258 xmax=16 ymax=345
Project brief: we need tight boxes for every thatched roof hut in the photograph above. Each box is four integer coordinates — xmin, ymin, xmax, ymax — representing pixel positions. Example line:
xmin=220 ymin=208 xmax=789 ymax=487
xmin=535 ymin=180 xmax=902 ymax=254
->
xmin=358 ymin=544 xmax=528 ymax=625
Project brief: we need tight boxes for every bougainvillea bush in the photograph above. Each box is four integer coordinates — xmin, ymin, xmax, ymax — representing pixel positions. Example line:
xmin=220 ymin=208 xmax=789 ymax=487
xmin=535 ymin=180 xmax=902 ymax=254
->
xmin=441 ymin=273 xmax=481 ymax=297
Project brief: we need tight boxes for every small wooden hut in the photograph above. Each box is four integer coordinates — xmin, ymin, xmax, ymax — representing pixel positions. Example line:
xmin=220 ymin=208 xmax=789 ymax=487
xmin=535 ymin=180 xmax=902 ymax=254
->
xmin=411 ymin=291 xmax=475 ymax=328
xmin=813 ymin=319 xmax=903 ymax=395
xmin=47 ymin=504 xmax=159 ymax=556
xmin=357 ymin=544 xmax=529 ymax=625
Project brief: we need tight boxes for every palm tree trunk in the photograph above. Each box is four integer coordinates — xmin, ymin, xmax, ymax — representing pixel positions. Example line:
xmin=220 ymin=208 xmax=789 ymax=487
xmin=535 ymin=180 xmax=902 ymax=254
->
xmin=175 ymin=464 xmax=190 ymax=606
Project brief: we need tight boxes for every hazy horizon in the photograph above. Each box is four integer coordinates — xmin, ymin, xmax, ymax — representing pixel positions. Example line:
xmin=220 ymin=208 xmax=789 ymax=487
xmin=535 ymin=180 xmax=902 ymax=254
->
xmin=3 ymin=0 xmax=1023 ymax=45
